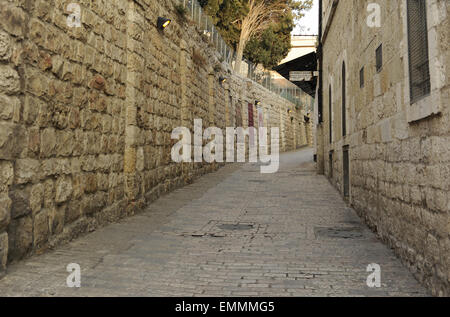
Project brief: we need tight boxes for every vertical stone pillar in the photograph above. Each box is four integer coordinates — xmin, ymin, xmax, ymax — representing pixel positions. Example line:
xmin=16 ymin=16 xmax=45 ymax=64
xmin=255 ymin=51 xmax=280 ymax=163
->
xmin=278 ymin=106 xmax=285 ymax=152
xmin=179 ymin=40 xmax=192 ymax=181
xmin=225 ymin=89 xmax=230 ymax=127
xmin=180 ymin=40 xmax=189 ymax=128
xmin=123 ymin=0 xmax=141 ymax=210
xmin=316 ymin=124 xmax=325 ymax=174
xmin=0 ymin=2 xmax=24 ymax=275
xmin=208 ymin=72 xmax=215 ymax=127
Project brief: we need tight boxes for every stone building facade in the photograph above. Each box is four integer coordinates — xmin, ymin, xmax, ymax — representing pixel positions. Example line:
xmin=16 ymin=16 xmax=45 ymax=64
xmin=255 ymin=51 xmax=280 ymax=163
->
xmin=0 ymin=0 xmax=313 ymax=277
xmin=315 ymin=0 xmax=449 ymax=295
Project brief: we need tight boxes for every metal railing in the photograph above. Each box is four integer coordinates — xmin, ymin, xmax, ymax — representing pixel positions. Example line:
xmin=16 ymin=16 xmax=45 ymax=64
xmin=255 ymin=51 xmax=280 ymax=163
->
xmin=178 ymin=0 xmax=314 ymax=111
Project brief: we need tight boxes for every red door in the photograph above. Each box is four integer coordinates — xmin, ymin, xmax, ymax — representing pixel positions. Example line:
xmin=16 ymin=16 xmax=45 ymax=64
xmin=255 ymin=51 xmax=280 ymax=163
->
xmin=248 ymin=103 xmax=254 ymax=127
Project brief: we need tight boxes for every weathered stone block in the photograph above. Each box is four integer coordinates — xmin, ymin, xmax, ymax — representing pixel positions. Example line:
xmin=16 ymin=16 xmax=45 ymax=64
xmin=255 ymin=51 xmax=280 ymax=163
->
xmin=55 ymin=130 xmax=75 ymax=157
xmin=0 ymin=231 xmax=7 ymax=271
xmin=7 ymin=216 xmax=32 ymax=261
xmin=33 ymin=209 xmax=49 ymax=248
xmin=0 ymin=122 xmax=26 ymax=160
xmin=49 ymin=206 xmax=65 ymax=236
xmin=9 ymin=186 xmax=31 ymax=219
xmin=0 ymin=4 xmax=27 ymax=38
xmin=27 ymin=126 xmax=40 ymax=155
xmin=84 ymin=173 xmax=97 ymax=193
xmin=82 ymin=192 xmax=106 ymax=216
xmin=0 ymin=31 xmax=11 ymax=61
xmin=90 ymin=74 xmax=106 ymax=90
xmin=0 ymin=95 xmax=19 ymax=120
xmin=65 ymin=200 xmax=81 ymax=224
xmin=40 ymin=128 xmax=57 ymax=158
xmin=55 ymin=176 xmax=73 ymax=204
xmin=124 ymin=147 xmax=136 ymax=173
xmin=30 ymin=183 xmax=44 ymax=214
xmin=0 ymin=161 xmax=14 ymax=189
xmin=15 ymin=158 xmax=40 ymax=184
xmin=0 ymin=65 xmax=20 ymax=95
xmin=0 ymin=193 xmax=11 ymax=231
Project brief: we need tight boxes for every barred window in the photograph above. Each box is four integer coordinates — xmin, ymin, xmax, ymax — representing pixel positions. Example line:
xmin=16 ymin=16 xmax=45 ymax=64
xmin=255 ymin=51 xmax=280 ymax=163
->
xmin=407 ymin=0 xmax=431 ymax=103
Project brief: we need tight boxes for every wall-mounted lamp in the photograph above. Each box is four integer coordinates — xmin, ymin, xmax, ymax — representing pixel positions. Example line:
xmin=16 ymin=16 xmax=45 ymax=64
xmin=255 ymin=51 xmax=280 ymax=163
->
xmin=255 ymin=100 xmax=261 ymax=106
xmin=203 ymin=30 xmax=211 ymax=38
xmin=157 ymin=17 xmax=171 ymax=30
xmin=219 ymin=77 xmax=227 ymax=85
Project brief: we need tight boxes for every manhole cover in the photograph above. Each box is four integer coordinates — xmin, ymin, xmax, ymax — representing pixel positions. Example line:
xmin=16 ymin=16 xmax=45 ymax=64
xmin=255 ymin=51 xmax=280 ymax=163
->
xmin=314 ymin=227 xmax=364 ymax=239
xmin=218 ymin=224 xmax=254 ymax=231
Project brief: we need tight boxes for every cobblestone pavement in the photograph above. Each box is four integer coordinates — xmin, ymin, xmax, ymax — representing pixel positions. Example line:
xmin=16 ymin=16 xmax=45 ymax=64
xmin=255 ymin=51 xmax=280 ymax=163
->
xmin=0 ymin=148 xmax=429 ymax=297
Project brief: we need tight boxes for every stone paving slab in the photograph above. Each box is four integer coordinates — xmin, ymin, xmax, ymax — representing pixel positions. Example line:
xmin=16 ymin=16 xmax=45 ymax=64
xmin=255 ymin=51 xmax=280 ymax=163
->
xmin=0 ymin=148 xmax=429 ymax=297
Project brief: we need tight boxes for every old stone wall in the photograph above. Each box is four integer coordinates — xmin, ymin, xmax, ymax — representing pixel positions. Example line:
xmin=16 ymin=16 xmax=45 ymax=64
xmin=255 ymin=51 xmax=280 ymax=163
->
xmin=318 ymin=0 xmax=449 ymax=295
xmin=0 ymin=0 xmax=312 ymax=275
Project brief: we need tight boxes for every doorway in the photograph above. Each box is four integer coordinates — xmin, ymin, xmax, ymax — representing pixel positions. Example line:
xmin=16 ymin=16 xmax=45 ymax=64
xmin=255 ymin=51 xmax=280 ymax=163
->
xmin=343 ymin=146 xmax=350 ymax=197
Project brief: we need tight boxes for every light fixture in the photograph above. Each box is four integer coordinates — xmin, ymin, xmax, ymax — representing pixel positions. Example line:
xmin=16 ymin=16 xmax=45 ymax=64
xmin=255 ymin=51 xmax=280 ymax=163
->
xmin=219 ymin=77 xmax=227 ymax=85
xmin=157 ymin=17 xmax=171 ymax=30
xmin=255 ymin=100 xmax=261 ymax=106
xmin=203 ymin=30 xmax=211 ymax=38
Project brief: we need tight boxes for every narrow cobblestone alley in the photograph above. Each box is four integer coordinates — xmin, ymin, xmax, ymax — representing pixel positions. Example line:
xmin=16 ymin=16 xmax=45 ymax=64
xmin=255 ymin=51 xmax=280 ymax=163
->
xmin=0 ymin=148 xmax=428 ymax=297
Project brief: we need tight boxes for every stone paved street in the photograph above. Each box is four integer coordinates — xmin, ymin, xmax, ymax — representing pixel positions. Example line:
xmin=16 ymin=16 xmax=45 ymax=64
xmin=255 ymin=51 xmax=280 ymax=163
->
xmin=0 ymin=148 xmax=428 ymax=297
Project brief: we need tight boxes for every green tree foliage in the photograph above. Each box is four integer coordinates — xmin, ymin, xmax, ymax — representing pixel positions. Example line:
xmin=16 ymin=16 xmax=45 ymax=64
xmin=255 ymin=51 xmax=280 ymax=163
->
xmin=200 ymin=0 xmax=312 ymax=70
xmin=200 ymin=0 xmax=243 ymax=47
xmin=244 ymin=14 xmax=294 ymax=69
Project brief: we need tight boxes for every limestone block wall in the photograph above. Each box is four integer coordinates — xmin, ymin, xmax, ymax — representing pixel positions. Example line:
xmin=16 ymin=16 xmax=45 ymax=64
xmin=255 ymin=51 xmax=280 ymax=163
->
xmin=0 ymin=0 xmax=312 ymax=275
xmin=318 ymin=0 xmax=449 ymax=295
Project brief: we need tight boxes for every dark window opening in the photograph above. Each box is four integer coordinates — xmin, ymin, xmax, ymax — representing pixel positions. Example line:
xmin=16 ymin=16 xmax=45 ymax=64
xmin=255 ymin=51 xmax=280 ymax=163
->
xmin=342 ymin=62 xmax=346 ymax=137
xmin=329 ymin=85 xmax=332 ymax=143
xmin=407 ymin=0 xmax=431 ymax=103
xmin=376 ymin=44 xmax=383 ymax=73
xmin=360 ymin=67 xmax=364 ymax=88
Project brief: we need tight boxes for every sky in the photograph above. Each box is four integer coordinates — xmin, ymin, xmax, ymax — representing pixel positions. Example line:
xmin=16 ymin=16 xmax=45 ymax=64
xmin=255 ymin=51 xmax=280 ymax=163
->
xmin=293 ymin=0 xmax=319 ymax=35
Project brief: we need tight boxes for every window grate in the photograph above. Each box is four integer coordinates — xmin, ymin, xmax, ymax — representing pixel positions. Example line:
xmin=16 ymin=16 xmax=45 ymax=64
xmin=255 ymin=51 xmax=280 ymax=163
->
xmin=407 ymin=0 xmax=431 ymax=104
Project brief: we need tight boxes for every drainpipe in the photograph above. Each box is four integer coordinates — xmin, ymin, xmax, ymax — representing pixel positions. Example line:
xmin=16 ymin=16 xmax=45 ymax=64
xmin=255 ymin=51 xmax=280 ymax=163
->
xmin=318 ymin=0 xmax=323 ymax=124
xmin=315 ymin=0 xmax=325 ymax=174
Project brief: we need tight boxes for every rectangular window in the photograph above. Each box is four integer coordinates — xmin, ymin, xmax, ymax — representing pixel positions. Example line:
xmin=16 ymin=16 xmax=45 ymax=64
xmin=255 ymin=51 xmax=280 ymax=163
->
xmin=376 ymin=44 xmax=383 ymax=73
xmin=407 ymin=0 xmax=431 ymax=103
xmin=360 ymin=67 xmax=364 ymax=88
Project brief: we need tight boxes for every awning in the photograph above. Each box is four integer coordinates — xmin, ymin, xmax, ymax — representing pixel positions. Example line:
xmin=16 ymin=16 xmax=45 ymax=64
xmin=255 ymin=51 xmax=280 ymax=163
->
xmin=273 ymin=51 xmax=317 ymax=97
